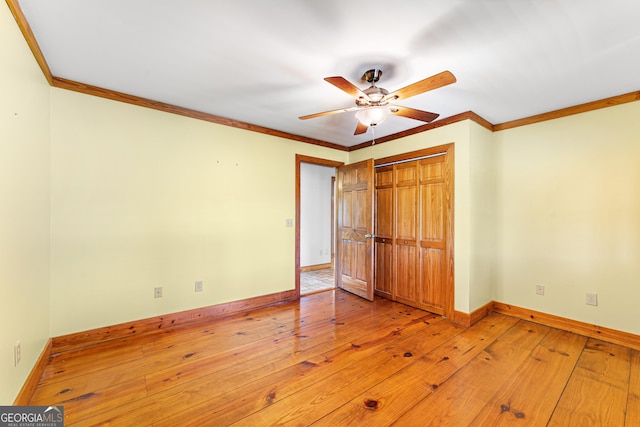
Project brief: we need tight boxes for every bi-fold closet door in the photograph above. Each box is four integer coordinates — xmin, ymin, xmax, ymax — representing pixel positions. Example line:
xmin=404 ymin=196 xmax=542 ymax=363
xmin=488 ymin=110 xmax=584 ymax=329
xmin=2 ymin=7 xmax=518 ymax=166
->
xmin=374 ymin=147 xmax=453 ymax=317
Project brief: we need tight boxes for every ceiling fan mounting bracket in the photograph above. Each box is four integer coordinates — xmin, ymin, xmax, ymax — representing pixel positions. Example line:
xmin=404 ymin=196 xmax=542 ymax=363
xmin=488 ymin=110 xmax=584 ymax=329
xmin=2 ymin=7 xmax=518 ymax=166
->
xmin=362 ymin=69 xmax=383 ymax=84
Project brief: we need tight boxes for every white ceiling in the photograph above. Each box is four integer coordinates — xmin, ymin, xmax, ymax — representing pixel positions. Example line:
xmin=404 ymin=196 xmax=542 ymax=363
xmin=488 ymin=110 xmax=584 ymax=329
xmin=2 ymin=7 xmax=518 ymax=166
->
xmin=16 ymin=0 xmax=640 ymax=147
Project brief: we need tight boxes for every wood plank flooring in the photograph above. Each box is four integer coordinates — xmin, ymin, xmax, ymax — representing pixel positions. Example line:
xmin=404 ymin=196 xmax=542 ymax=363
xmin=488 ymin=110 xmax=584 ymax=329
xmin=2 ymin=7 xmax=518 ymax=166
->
xmin=29 ymin=290 xmax=640 ymax=426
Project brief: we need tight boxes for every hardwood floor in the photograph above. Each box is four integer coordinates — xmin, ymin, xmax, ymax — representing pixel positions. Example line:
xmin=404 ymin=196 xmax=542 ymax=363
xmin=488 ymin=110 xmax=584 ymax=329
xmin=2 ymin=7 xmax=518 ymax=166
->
xmin=29 ymin=290 xmax=640 ymax=426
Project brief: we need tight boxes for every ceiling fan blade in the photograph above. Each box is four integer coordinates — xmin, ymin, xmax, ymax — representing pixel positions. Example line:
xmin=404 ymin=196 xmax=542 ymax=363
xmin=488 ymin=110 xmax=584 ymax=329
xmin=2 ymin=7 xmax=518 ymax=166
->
xmin=385 ymin=70 xmax=456 ymax=102
xmin=391 ymin=106 xmax=440 ymax=123
xmin=325 ymin=76 xmax=369 ymax=100
xmin=354 ymin=121 xmax=369 ymax=135
xmin=299 ymin=106 xmax=359 ymax=120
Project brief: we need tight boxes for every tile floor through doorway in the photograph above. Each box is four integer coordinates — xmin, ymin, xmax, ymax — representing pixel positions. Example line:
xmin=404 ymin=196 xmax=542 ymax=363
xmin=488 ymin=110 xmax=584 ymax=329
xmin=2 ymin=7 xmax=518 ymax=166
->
xmin=300 ymin=267 xmax=335 ymax=294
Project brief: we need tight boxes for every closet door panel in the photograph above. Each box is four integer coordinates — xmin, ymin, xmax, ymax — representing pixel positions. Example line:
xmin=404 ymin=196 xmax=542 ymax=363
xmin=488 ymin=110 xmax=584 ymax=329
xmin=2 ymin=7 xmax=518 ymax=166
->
xmin=376 ymin=187 xmax=393 ymax=238
xmin=396 ymin=186 xmax=417 ymax=240
xmin=395 ymin=163 xmax=418 ymax=240
xmin=395 ymin=164 xmax=417 ymax=184
xmin=376 ymin=167 xmax=393 ymax=186
xmin=418 ymin=155 xmax=449 ymax=315
xmin=421 ymin=183 xmax=445 ymax=243
xmin=375 ymin=240 xmax=393 ymax=297
xmin=394 ymin=162 xmax=418 ymax=303
xmin=395 ymin=243 xmax=417 ymax=302
xmin=419 ymin=247 xmax=446 ymax=314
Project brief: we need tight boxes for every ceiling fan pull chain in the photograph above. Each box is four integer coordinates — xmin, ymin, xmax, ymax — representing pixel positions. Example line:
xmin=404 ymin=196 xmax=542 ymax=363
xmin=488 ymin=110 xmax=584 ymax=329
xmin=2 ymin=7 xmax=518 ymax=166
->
xmin=371 ymin=125 xmax=376 ymax=145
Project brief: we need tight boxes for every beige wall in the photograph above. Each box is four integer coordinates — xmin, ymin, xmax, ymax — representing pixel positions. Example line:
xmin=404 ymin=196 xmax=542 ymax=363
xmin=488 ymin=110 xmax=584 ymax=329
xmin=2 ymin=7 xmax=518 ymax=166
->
xmin=468 ymin=122 xmax=497 ymax=311
xmin=0 ymin=3 xmax=51 ymax=404
xmin=494 ymin=101 xmax=640 ymax=335
xmin=49 ymin=89 xmax=348 ymax=336
xmin=48 ymin=93 xmax=497 ymax=336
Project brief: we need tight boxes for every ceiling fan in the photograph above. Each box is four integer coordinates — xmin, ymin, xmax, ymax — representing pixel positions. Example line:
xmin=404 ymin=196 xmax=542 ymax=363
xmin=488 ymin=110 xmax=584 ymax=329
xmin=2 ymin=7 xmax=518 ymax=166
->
xmin=299 ymin=69 xmax=456 ymax=135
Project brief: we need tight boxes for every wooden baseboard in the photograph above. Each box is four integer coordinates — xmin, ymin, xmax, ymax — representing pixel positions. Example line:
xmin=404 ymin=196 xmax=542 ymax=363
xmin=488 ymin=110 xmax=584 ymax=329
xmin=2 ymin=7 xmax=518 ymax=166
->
xmin=492 ymin=301 xmax=640 ymax=351
xmin=452 ymin=311 xmax=470 ymax=327
xmin=13 ymin=338 xmax=52 ymax=405
xmin=51 ymin=289 xmax=298 ymax=354
xmin=471 ymin=301 xmax=495 ymax=326
xmin=453 ymin=301 xmax=640 ymax=350
xmin=453 ymin=301 xmax=494 ymax=327
xmin=300 ymin=263 xmax=332 ymax=272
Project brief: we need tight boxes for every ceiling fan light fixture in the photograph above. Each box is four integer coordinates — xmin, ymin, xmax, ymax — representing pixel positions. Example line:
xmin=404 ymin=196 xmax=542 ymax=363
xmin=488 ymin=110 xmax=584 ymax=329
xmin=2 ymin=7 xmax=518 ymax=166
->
xmin=356 ymin=106 xmax=390 ymax=127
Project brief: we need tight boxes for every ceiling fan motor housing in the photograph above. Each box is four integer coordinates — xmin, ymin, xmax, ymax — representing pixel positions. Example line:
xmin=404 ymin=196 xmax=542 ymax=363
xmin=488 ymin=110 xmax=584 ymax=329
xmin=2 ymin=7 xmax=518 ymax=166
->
xmin=356 ymin=86 xmax=390 ymax=108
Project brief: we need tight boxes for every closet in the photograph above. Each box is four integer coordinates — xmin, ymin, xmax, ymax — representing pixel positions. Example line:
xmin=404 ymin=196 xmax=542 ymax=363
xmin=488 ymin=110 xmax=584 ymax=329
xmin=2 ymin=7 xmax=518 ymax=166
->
xmin=374 ymin=145 xmax=453 ymax=317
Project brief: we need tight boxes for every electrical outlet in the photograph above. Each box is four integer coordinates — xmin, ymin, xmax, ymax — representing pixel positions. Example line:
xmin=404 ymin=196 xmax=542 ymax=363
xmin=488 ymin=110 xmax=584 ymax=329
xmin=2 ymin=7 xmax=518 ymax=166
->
xmin=154 ymin=287 xmax=163 ymax=298
xmin=285 ymin=218 xmax=293 ymax=228
xmin=536 ymin=285 xmax=545 ymax=296
xmin=195 ymin=280 xmax=203 ymax=292
xmin=585 ymin=292 xmax=598 ymax=306
xmin=14 ymin=341 xmax=21 ymax=367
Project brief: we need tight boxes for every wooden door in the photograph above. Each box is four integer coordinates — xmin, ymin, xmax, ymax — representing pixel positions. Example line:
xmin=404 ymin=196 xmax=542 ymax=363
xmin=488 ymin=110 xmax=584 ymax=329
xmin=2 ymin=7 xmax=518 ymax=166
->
xmin=393 ymin=161 xmax=419 ymax=306
xmin=417 ymin=156 xmax=449 ymax=315
xmin=371 ymin=145 xmax=454 ymax=319
xmin=374 ymin=165 xmax=393 ymax=299
xmin=336 ymin=159 xmax=375 ymax=301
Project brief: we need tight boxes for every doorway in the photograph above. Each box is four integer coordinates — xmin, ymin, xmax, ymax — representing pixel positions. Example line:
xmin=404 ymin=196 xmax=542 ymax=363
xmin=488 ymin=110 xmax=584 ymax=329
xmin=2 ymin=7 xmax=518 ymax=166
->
xmin=295 ymin=155 xmax=344 ymax=296
xmin=295 ymin=145 xmax=454 ymax=320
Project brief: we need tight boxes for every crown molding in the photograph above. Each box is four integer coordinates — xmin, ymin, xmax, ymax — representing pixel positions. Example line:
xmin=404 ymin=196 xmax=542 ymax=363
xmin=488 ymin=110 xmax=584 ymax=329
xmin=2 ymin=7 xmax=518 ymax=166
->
xmin=493 ymin=91 xmax=640 ymax=131
xmin=6 ymin=0 xmax=53 ymax=85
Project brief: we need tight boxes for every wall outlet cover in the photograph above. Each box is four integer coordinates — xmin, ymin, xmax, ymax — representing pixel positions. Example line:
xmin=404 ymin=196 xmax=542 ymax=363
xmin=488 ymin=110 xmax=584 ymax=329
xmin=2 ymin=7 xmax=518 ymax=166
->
xmin=14 ymin=341 xmax=21 ymax=366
